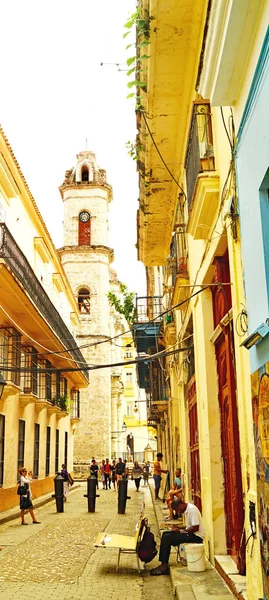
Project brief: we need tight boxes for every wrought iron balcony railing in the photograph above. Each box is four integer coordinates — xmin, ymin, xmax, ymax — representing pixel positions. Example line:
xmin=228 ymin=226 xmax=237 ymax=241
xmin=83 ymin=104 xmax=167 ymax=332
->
xmin=185 ymin=102 xmax=215 ymax=209
xmin=168 ymin=235 xmax=189 ymax=287
xmin=135 ymin=295 xmax=163 ymax=323
xmin=0 ymin=223 xmax=89 ymax=379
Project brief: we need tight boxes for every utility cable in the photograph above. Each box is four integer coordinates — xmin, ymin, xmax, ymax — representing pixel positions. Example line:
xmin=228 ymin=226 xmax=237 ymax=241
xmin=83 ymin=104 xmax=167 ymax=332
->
xmin=0 ymin=344 xmax=194 ymax=374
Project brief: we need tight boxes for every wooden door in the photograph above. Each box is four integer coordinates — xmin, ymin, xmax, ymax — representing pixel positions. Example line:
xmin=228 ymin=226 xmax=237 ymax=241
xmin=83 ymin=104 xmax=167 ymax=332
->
xmin=213 ymin=255 xmax=245 ymax=573
xmin=188 ymin=376 xmax=202 ymax=512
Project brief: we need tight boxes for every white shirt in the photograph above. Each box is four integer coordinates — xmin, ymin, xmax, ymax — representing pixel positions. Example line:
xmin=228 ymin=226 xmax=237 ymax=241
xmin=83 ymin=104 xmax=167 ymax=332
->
xmin=21 ymin=475 xmax=32 ymax=499
xmin=185 ymin=502 xmax=205 ymax=539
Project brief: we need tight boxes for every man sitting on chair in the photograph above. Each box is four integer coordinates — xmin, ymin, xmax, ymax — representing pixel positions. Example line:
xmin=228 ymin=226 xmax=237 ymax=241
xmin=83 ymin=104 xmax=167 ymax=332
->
xmin=165 ymin=468 xmax=182 ymax=520
xmin=150 ymin=498 xmax=205 ymax=576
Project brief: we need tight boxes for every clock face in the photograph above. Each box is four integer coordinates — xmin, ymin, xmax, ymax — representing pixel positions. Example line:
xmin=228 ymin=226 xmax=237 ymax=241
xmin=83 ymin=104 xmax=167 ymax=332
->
xmin=79 ymin=211 xmax=90 ymax=223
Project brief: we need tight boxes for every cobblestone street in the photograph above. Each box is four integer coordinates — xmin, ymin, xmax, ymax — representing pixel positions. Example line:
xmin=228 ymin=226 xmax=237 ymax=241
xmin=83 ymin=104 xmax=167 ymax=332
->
xmin=0 ymin=482 xmax=174 ymax=600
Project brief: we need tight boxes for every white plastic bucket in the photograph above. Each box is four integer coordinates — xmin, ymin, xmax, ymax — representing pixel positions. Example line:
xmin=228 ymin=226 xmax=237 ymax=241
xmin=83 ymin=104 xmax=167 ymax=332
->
xmin=185 ymin=543 xmax=205 ymax=572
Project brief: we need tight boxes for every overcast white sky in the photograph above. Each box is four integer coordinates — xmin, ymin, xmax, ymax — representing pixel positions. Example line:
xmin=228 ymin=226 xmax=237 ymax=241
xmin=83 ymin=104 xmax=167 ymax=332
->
xmin=0 ymin=0 xmax=146 ymax=295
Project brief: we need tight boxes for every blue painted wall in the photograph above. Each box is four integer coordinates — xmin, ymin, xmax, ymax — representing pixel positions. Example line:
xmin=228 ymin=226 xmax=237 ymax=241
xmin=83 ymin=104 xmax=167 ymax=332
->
xmin=237 ymin=29 xmax=269 ymax=373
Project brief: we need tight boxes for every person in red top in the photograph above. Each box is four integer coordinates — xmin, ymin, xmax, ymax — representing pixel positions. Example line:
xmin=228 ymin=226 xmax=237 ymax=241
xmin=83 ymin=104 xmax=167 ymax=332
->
xmin=104 ymin=458 xmax=112 ymax=489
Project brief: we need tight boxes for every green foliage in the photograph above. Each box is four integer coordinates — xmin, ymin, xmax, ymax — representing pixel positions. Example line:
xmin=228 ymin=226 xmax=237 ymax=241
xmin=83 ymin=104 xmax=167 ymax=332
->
xmin=126 ymin=140 xmax=143 ymax=161
xmin=107 ymin=284 xmax=137 ymax=325
xmin=124 ymin=8 xmax=151 ymax=105
xmin=51 ymin=394 xmax=70 ymax=412
xmin=124 ymin=7 xmax=152 ymax=159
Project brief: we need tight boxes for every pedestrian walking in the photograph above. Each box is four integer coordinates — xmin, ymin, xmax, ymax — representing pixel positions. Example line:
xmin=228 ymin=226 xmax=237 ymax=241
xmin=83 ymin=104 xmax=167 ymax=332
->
xmin=100 ymin=459 xmax=106 ymax=489
xmin=104 ymin=458 xmax=112 ymax=489
xmin=115 ymin=457 xmax=126 ymax=488
xmin=111 ymin=459 xmax=117 ymax=490
xmin=143 ymin=461 xmax=151 ymax=486
xmin=132 ymin=461 xmax=143 ymax=491
xmin=90 ymin=459 xmax=99 ymax=488
xmin=18 ymin=467 xmax=41 ymax=525
xmin=60 ymin=464 xmax=73 ymax=501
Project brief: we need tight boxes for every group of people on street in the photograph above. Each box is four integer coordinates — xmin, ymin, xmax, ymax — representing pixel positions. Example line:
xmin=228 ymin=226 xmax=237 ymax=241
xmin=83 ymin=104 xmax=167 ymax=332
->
xmin=150 ymin=452 xmax=205 ymax=576
xmin=15 ymin=452 xmax=205 ymax=581
xmin=89 ymin=457 xmax=151 ymax=491
xmin=17 ymin=452 xmax=205 ymax=579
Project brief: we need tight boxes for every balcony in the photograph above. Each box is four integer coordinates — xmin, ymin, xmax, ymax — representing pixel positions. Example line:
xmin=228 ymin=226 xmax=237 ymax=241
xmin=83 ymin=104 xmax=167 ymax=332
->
xmin=0 ymin=223 xmax=89 ymax=380
xmin=136 ymin=0 xmax=208 ymax=266
xmin=171 ymin=256 xmax=190 ymax=310
xmin=135 ymin=296 xmax=163 ymax=323
xmin=185 ymin=102 xmax=220 ymax=240
xmin=133 ymin=296 xmax=162 ymax=389
xmin=70 ymin=389 xmax=80 ymax=424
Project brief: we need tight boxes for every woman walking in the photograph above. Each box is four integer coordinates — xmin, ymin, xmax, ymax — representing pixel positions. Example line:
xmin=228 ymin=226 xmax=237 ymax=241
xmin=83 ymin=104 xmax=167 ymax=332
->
xmin=132 ymin=461 xmax=143 ymax=491
xmin=100 ymin=459 xmax=106 ymax=489
xmin=18 ymin=467 xmax=40 ymax=525
xmin=111 ymin=460 xmax=117 ymax=490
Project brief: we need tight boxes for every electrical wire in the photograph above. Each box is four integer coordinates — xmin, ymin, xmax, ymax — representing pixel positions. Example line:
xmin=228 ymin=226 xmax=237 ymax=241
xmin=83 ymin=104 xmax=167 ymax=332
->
xmin=0 ymin=285 xmax=212 ymax=362
xmin=0 ymin=344 xmax=194 ymax=374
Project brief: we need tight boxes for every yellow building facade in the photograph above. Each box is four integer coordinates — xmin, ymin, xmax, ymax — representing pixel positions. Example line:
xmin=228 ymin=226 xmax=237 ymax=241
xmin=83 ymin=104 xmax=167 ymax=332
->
xmin=0 ymin=128 xmax=88 ymax=510
xmin=134 ymin=1 xmax=269 ymax=597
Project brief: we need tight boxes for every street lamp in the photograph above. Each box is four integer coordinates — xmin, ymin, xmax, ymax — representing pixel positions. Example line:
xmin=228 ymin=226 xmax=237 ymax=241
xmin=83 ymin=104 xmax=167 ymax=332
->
xmin=0 ymin=374 xmax=6 ymax=399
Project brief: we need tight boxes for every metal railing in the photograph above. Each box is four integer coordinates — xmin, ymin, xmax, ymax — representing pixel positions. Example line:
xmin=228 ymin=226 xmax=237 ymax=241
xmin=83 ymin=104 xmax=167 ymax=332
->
xmin=185 ymin=102 xmax=215 ymax=209
xmin=169 ymin=232 xmax=188 ymax=287
xmin=135 ymin=296 xmax=163 ymax=323
xmin=0 ymin=223 xmax=89 ymax=379
xmin=71 ymin=390 xmax=80 ymax=419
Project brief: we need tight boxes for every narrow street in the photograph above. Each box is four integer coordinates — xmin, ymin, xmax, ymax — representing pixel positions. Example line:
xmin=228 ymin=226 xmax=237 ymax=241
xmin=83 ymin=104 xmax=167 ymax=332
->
xmin=0 ymin=482 xmax=174 ymax=600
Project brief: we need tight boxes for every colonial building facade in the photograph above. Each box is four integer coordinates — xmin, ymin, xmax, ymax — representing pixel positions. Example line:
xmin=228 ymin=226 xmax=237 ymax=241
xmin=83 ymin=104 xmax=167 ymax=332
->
xmin=0 ymin=128 xmax=88 ymax=511
xmin=133 ymin=1 xmax=269 ymax=598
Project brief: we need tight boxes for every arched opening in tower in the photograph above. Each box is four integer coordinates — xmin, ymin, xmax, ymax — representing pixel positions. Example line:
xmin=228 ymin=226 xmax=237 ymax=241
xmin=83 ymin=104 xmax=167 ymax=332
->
xmin=81 ymin=166 xmax=89 ymax=182
xmin=78 ymin=288 xmax=91 ymax=313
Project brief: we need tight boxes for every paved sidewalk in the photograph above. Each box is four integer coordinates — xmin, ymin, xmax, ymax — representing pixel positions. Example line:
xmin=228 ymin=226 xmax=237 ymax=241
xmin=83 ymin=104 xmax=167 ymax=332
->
xmin=0 ymin=480 xmax=173 ymax=600
xmin=149 ymin=483 xmax=238 ymax=600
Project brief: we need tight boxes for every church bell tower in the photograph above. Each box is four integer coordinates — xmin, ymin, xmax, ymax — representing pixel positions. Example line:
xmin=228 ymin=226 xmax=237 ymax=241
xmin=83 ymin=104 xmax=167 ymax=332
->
xmin=58 ymin=149 xmax=114 ymax=474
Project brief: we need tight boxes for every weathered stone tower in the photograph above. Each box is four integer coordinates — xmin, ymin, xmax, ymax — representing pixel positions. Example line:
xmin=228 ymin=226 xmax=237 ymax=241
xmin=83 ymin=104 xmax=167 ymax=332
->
xmin=58 ymin=150 xmax=114 ymax=474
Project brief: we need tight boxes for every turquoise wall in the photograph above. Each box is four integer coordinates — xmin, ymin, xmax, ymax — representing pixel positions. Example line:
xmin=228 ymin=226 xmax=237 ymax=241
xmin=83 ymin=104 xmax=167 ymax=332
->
xmin=237 ymin=29 xmax=269 ymax=373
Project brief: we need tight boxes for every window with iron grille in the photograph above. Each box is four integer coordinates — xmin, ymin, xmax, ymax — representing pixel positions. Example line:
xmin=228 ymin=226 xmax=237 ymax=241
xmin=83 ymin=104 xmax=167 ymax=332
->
xmin=18 ymin=419 xmax=25 ymax=472
xmin=51 ymin=374 xmax=68 ymax=409
xmin=45 ymin=360 xmax=52 ymax=401
xmin=71 ymin=389 xmax=80 ymax=419
xmin=33 ymin=423 xmax=40 ymax=478
xmin=64 ymin=431 xmax=68 ymax=467
xmin=0 ymin=328 xmax=21 ymax=386
xmin=21 ymin=346 xmax=38 ymax=394
xmin=37 ymin=358 xmax=46 ymax=399
xmin=0 ymin=414 xmax=5 ymax=486
xmin=46 ymin=426 xmax=51 ymax=476
xmin=185 ymin=102 xmax=215 ymax=209
xmin=60 ymin=377 xmax=67 ymax=397
xmin=55 ymin=428 xmax=59 ymax=473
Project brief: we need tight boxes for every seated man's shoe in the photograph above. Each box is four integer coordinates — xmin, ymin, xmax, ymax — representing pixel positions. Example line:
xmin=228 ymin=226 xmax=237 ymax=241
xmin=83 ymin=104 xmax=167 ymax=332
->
xmin=150 ymin=565 xmax=169 ymax=576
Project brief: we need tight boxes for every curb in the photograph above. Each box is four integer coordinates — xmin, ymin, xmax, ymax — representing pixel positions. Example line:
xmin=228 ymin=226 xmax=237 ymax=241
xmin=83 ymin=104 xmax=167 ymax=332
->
xmin=0 ymin=483 xmax=81 ymax=526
